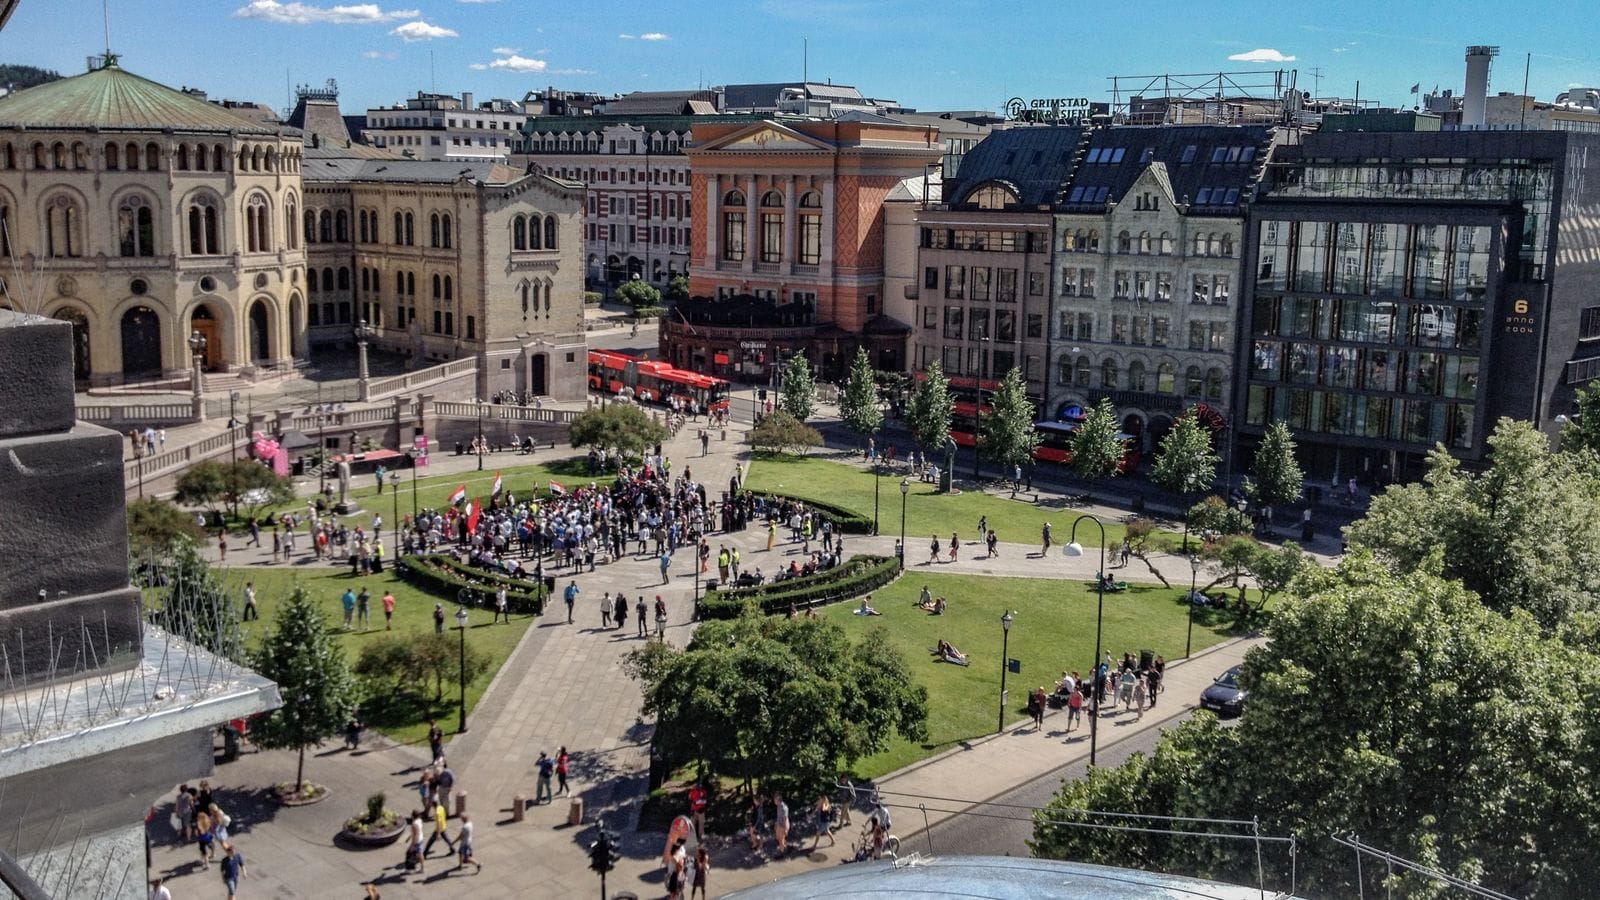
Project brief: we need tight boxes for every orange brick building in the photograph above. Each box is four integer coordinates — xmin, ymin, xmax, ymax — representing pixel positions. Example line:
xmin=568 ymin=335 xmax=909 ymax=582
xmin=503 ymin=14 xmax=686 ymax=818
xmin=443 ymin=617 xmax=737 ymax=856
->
xmin=661 ymin=118 xmax=941 ymax=381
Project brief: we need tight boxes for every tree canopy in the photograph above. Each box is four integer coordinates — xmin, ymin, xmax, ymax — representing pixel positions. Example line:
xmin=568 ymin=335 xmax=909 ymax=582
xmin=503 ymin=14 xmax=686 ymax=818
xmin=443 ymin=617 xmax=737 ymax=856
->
xmin=780 ymin=353 xmax=817 ymax=422
xmin=1250 ymin=421 xmax=1303 ymax=507
xmin=905 ymin=362 xmax=954 ymax=451
xmin=127 ymin=497 xmax=205 ymax=557
xmin=978 ymin=367 xmax=1039 ymax=473
xmin=1152 ymin=413 xmax=1218 ymax=498
xmin=748 ymin=410 xmax=823 ymax=456
xmin=627 ymin=614 xmax=927 ymax=798
xmin=250 ymin=584 xmax=359 ymax=791
xmin=664 ymin=275 xmax=690 ymax=305
xmin=615 ymin=279 xmax=662 ymax=310
xmin=1031 ymin=554 xmax=1600 ymax=897
xmin=838 ymin=347 xmax=883 ymax=437
xmin=173 ymin=459 xmax=293 ymax=518
xmin=569 ymin=403 xmax=670 ymax=461
xmin=1070 ymin=399 xmax=1124 ymax=490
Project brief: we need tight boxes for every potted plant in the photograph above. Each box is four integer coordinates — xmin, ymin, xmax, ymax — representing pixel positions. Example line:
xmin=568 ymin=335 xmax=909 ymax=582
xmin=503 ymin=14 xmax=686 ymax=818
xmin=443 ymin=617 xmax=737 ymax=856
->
xmin=273 ymin=780 xmax=330 ymax=806
xmin=342 ymin=792 xmax=405 ymax=846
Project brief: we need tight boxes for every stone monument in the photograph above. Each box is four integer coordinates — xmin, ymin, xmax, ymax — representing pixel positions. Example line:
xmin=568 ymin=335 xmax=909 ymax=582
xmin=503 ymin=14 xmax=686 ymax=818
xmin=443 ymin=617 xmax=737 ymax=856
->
xmin=334 ymin=457 xmax=362 ymax=515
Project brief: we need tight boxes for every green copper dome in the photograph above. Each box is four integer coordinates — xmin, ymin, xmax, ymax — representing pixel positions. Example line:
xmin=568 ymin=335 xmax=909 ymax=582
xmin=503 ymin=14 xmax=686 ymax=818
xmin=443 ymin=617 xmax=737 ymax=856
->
xmin=0 ymin=60 xmax=280 ymax=134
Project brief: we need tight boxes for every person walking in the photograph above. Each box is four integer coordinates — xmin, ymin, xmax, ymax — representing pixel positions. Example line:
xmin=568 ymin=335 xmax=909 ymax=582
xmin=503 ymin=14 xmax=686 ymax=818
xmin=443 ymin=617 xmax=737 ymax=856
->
xmin=404 ymin=809 xmax=426 ymax=875
xmin=194 ymin=811 xmax=214 ymax=869
xmin=1066 ymin=685 xmax=1083 ymax=732
xmin=812 ymin=795 xmax=834 ymax=849
xmin=339 ymin=588 xmax=356 ymax=629
xmin=927 ymin=534 xmax=941 ymax=565
xmin=745 ymin=794 xmax=764 ymax=851
xmin=563 ymin=580 xmax=579 ymax=624
xmin=1133 ymin=674 xmax=1148 ymax=720
xmin=423 ymin=797 xmax=455 ymax=857
xmin=217 ymin=529 xmax=228 ymax=561
xmin=427 ymin=721 xmax=444 ymax=763
xmin=381 ymin=590 xmax=396 ymax=630
xmin=773 ymin=793 xmax=790 ymax=854
xmin=456 ymin=814 xmax=480 ymax=872
xmin=659 ymin=548 xmax=673 ymax=585
xmin=535 ymin=751 xmax=555 ymax=804
xmin=242 ymin=582 xmax=258 ymax=622
xmin=218 ymin=842 xmax=245 ymax=900
xmin=601 ymin=590 xmax=612 ymax=628
xmin=494 ymin=585 xmax=509 ymax=624
xmin=615 ymin=593 xmax=629 ymax=630
xmin=636 ymin=596 xmax=648 ymax=637
xmin=691 ymin=843 xmax=709 ymax=900
xmin=1120 ymin=538 xmax=1132 ymax=568
xmin=433 ymin=602 xmax=445 ymax=635
xmin=948 ymin=532 xmax=959 ymax=563
xmin=356 ymin=587 xmax=371 ymax=630
xmin=766 ymin=520 xmax=776 ymax=552
xmin=554 ymin=747 xmax=571 ymax=797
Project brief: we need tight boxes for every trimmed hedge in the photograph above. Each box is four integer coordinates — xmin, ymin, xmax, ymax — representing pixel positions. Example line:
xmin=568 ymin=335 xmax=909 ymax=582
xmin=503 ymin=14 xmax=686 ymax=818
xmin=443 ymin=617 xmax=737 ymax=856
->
xmin=397 ymin=554 xmax=546 ymax=615
xmin=583 ymin=291 xmax=602 ymax=305
xmin=631 ymin=306 xmax=667 ymax=319
xmin=698 ymin=554 xmax=901 ymax=620
xmin=757 ymin=492 xmax=874 ymax=535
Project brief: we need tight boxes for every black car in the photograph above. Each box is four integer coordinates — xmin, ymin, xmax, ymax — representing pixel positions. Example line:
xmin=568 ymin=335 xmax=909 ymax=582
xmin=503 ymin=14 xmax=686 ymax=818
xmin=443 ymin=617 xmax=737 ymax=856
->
xmin=1198 ymin=665 xmax=1247 ymax=717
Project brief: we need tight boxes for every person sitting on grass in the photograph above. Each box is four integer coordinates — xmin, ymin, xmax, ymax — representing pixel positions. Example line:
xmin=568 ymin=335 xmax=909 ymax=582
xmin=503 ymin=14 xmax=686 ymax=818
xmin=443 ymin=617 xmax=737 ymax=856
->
xmin=1098 ymin=572 xmax=1118 ymax=592
xmin=855 ymin=596 xmax=881 ymax=616
xmin=935 ymin=640 xmax=968 ymax=665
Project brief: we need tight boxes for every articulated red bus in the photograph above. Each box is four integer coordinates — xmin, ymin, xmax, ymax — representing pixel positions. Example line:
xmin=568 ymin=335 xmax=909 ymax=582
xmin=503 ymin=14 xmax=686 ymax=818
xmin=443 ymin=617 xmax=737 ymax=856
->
xmin=917 ymin=372 xmax=1140 ymax=471
xmin=587 ymin=351 xmax=731 ymax=414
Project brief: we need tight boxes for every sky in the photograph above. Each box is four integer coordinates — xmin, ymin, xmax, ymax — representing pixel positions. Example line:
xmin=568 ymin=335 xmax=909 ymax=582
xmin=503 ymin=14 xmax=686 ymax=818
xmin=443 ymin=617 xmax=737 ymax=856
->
xmin=4 ymin=0 xmax=1600 ymax=118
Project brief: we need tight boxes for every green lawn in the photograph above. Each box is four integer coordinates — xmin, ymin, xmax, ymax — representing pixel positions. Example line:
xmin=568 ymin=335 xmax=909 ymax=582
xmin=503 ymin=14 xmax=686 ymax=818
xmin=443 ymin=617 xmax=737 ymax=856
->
xmin=746 ymin=453 xmax=1145 ymax=550
xmin=205 ymin=566 xmax=534 ymax=746
xmin=822 ymin=573 xmax=1238 ymax=778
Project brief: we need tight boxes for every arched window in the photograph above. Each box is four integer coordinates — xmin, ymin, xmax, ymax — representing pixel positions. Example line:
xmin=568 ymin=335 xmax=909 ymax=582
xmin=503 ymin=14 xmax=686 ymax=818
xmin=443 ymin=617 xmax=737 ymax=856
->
xmin=543 ymin=216 xmax=555 ymax=250
xmin=117 ymin=195 xmax=156 ymax=257
xmin=442 ymin=214 xmax=453 ymax=249
xmin=1116 ymin=230 xmax=1131 ymax=254
xmin=335 ymin=210 xmax=348 ymax=242
xmin=72 ymin=143 xmax=88 ymax=170
xmin=44 ymin=195 xmax=83 ymax=258
xmin=394 ymin=211 xmax=404 ymax=245
xmin=303 ymin=209 xmax=316 ymax=245
xmin=529 ymin=214 xmax=543 ymax=250
xmin=250 ymin=146 xmax=262 ymax=171
xmin=1220 ymin=233 xmax=1235 ymax=257
xmin=1185 ymin=365 xmax=1204 ymax=396
xmin=212 ymin=145 xmax=224 ymax=172
xmin=194 ymin=144 xmax=208 ymax=171
xmin=102 ymin=142 xmax=117 ymax=170
xmin=1128 ymin=361 xmax=1147 ymax=391
xmin=1156 ymin=362 xmax=1176 ymax=393
xmin=177 ymin=145 xmax=189 ymax=170
xmin=759 ymin=190 xmax=784 ymax=264
xmin=357 ymin=210 xmax=367 ymax=244
xmin=337 ymin=267 xmax=350 ymax=291
xmin=432 ymin=273 xmax=441 ymax=300
xmin=360 ymin=268 xmax=370 ymax=293
xmin=1206 ymin=367 xmax=1224 ymax=400
xmin=322 ymin=267 xmax=334 ymax=293
xmin=722 ymin=189 xmax=746 ymax=262
xmin=404 ymin=212 xmax=414 ymax=246
xmin=798 ymin=191 xmax=821 ymax=265
xmin=406 ymin=272 xmax=414 ymax=296
xmin=0 ymin=143 xmax=13 ymax=169
xmin=1194 ymin=232 xmax=1209 ymax=256
xmin=319 ymin=210 xmax=332 ymax=243
xmin=444 ymin=275 xmax=453 ymax=301
xmin=1101 ymin=358 xmax=1118 ymax=389
xmin=307 ymin=268 xmax=319 ymax=292
xmin=395 ymin=271 xmax=405 ymax=296
xmin=245 ymin=195 xmax=270 ymax=252
xmin=238 ymin=147 xmax=249 ymax=172
xmin=1138 ymin=231 xmax=1152 ymax=254
xmin=0 ymin=203 xmax=10 ymax=257
xmin=185 ymin=195 xmax=218 ymax=254
xmin=145 ymin=143 xmax=160 ymax=171
xmin=1074 ymin=356 xmax=1092 ymax=387
xmin=1159 ymin=231 xmax=1174 ymax=254
xmin=430 ymin=212 xmax=441 ymax=248
xmin=1206 ymin=234 xmax=1219 ymax=256
xmin=266 ymin=148 xmax=277 ymax=171
xmin=50 ymin=142 xmax=66 ymax=169
xmin=1087 ymin=229 xmax=1100 ymax=251
xmin=512 ymin=215 xmax=526 ymax=251
xmin=967 ymin=183 xmax=1018 ymax=209
xmin=520 ymin=281 xmax=530 ymax=317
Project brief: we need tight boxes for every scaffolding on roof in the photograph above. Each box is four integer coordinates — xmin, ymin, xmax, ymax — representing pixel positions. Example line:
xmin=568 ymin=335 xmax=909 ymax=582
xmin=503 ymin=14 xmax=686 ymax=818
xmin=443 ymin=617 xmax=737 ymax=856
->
xmin=1108 ymin=70 xmax=1299 ymax=126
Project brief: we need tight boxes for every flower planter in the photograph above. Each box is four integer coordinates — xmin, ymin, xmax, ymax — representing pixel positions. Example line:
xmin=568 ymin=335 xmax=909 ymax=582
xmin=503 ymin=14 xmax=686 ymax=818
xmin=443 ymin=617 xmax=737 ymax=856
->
xmin=340 ymin=821 xmax=406 ymax=847
xmin=273 ymin=781 xmax=330 ymax=807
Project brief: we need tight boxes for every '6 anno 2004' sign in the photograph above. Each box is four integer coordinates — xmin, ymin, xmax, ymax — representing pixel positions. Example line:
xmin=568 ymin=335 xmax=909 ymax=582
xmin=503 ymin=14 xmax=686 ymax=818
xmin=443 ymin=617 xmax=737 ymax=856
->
xmin=1005 ymin=97 xmax=1092 ymax=122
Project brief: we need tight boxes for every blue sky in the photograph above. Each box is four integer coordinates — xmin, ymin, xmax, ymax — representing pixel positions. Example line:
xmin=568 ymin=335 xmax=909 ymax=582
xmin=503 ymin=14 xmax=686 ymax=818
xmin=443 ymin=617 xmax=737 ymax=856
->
xmin=4 ymin=0 xmax=1599 ymax=117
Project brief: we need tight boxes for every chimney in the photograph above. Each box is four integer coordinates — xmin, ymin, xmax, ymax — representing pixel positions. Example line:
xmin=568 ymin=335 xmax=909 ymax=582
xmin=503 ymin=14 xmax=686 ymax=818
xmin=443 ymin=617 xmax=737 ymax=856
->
xmin=1462 ymin=45 xmax=1498 ymax=129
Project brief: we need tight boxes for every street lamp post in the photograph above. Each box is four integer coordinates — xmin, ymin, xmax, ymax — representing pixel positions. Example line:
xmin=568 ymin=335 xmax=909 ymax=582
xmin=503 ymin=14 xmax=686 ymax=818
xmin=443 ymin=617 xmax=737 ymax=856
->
xmin=872 ymin=461 xmax=881 ymax=536
xmin=1063 ymin=513 xmax=1108 ymax=767
xmin=997 ymin=611 xmax=1014 ymax=734
xmin=390 ymin=470 xmax=402 ymax=549
xmin=898 ymin=478 xmax=910 ymax=570
xmin=454 ymin=606 xmax=470 ymax=733
xmin=228 ymin=390 xmax=240 ymax=462
xmin=476 ymin=399 xmax=487 ymax=472
xmin=410 ymin=449 xmax=419 ymax=520
xmin=316 ymin=380 xmax=327 ymax=498
xmin=1186 ymin=554 xmax=1201 ymax=658
xmin=354 ymin=319 xmax=375 ymax=402
xmin=187 ymin=331 xmax=206 ymax=421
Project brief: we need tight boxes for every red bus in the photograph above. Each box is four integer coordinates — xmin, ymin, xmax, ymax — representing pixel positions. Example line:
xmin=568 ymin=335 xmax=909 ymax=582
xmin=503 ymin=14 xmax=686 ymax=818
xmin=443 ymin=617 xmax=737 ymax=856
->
xmin=586 ymin=351 xmax=731 ymax=414
xmin=1033 ymin=420 xmax=1142 ymax=474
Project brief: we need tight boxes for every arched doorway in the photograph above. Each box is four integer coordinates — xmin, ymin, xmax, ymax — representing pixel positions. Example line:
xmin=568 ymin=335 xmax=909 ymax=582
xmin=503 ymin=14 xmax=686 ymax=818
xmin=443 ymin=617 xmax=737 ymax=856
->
xmin=52 ymin=308 xmax=91 ymax=381
xmin=120 ymin=306 xmax=162 ymax=379
xmin=189 ymin=305 xmax=223 ymax=370
xmin=626 ymin=256 xmax=643 ymax=280
xmin=529 ymin=353 xmax=548 ymax=396
xmin=289 ymin=295 xmax=304 ymax=358
xmin=248 ymin=300 xmax=270 ymax=362
xmin=1121 ymin=413 xmax=1147 ymax=451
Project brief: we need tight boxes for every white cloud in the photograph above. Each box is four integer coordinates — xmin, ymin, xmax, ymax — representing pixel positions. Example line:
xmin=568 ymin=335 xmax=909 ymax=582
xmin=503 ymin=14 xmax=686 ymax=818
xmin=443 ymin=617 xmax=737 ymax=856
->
xmin=363 ymin=49 xmax=398 ymax=59
xmin=549 ymin=68 xmax=596 ymax=76
xmin=1228 ymin=48 xmax=1296 ymax=63
xmin=491 ymin=46 xmax=519 ymax=55
xmin=234 ymin=1 xmax=418 ymax=24
xmin=639 ymin=32 xmax=668 ymax=41
xmin=618 ymin=33 xmax=635 ymax=39
xmin=473 ymin=53 xmax=547 ymax=72
xmin=391 ymin=20 xmax=458 ymax=41
xmin=1331 ymin=47 xmax=1346 ymax=53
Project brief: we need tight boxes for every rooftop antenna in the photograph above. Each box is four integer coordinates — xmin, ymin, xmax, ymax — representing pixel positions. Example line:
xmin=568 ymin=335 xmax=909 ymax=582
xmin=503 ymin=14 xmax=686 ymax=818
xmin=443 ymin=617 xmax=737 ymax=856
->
xmin=1308 ymin=66 xmax=1323 ymax=99
xmin=430 ymin=50 xmax=435 ymax=94
xmin=102 ymin=0 xmax=111 ymax=58
xmin=1521 ymin=52 xmax=1531 ymax=129
xmin=803 ymin=37 xmax=808 ymax=84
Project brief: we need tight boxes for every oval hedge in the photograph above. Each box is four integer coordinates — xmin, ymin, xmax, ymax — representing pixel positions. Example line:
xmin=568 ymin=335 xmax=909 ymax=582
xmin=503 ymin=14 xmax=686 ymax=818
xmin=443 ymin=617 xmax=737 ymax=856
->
xmin=698 ymin=554 xmax=901 ymax=620
xmin=756 ymin=492 xmax=874 ymax=535
xmin=396 ymin=554 xmax=546 ymax=615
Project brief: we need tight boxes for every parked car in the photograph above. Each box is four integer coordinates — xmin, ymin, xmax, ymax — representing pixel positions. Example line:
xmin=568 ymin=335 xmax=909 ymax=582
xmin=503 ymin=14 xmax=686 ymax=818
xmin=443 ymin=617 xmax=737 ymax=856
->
xmin=1199 ymin=665 xmax=1247 ymax=718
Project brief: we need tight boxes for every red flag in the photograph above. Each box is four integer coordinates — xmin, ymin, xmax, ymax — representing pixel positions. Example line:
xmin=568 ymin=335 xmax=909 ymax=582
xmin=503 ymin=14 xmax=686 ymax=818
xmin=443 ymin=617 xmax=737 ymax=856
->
xmin=491 ymin=472 xmax=503 ymax=496
xmin=447 ymin=484 xmax=467 ymax=506
xmin=466 ymin=499 xmax=482 ymax=535
xmin=549 ymin=480 xmax=566 ymax=496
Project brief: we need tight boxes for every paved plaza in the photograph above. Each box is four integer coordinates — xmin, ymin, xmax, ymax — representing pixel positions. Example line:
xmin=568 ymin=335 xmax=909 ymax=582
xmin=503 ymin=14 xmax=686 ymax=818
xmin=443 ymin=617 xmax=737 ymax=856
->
xmin=145 ymin=407 xmax=1285 ymax=898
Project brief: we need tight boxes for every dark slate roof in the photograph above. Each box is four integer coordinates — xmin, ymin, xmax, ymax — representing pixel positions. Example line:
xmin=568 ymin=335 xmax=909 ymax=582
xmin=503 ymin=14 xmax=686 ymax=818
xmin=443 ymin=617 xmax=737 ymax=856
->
xmin=301 ymin=157 xmax=526 ymax=185
xmin=720 ymin=81 xmax=866 ymax=110
xmin=287 ymin=97 xmax=351 ymax=146
xmin=604 ymin=90 xmax=720 ymax=116
xmin=943 ymin=125 xmax=1085 ymax=207
xmin=1059 ymin=124 xmax=1273 ymax=215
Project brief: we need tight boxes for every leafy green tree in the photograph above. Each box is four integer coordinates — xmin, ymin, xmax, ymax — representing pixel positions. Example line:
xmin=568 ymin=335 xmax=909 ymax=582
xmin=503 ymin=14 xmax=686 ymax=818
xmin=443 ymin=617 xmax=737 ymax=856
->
xmin=127 ymin=497 xmax=205 ymax=557
xmin=1031 ymin=555 xmax=1600 ymax=897
xmin=250 ymin=584 xmax=359 ymax=792
xmin=748 ymin=410 xmax=823 ymax=456
xmin=1250 ymin=421 xmax=1304 ymax=507
xmin=1152 ymin=413 xmax=1218 ymax=498
xmin=173 ymin=459 xmax=293 ymax=519
xmin=780 ymin=352 xmax=816 ymax=422
xmin=905 ymin=362 xmax=953 ymax=451
xmin=1186 ymin=495 xmax=1251 ymax=539
xmin=569 ymin=403 xmax=670 ymax=462
xmin=0 ymin=64 xmax=62 ymax=90
xmin=141 ymin=539 xmax=246 ymax=663
xmin=628 ymin=615 xmax=927 ymax=798
xmin=1247 ymin=540 xmax=1309 ymax=609
xmin=1121 ymin=519 xmax=1170 ymax=588
xmin=664 ymin=275 xmax=690 ymax=305
xmin=615 ymin=279 xmax=662 ymax=310
xmin=1347 ymin=418 xmax=1600 ymax=633
xmin=838 ymin=347 xmax=883 ymax=438
xmin=978 ymin=367 xmax=1039 ymax=482
xmin=1070 ymin=399 xmax=1124 ymax=496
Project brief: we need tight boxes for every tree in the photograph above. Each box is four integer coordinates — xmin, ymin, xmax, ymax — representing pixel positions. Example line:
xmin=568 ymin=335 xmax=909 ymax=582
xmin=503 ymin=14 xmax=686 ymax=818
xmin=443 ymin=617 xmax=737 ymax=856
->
xmin=1250 ymin=421 xmax=1304 ymax=508
xmin=0 ymin=64 xmax=63 ymax=90
xmin=1031 ymin=555 xmax=1600 ymax=897
xmin=173 ymin=459 xmax=293 ymax=519
xmin=905 ymin=362 xmax=953 ymax=451
xmin=615 ymin=279 xmax=662 ymax=311
xmin=1152 ymin=413 xmax=1218 ymax=498
xmin=748 ymin=411 xmax=823 ymax=456
xmin=1070 ymin=399 xmax=1124 ymax=496
xmin=140 ymin=539 xmax=245 ymax=664
xmin=628 ymin=615 xmax=927 ymax=799
xmin=838 ymin=347 xmax=883 ymax=438
xmin=1346 ymin=418 xmax=1600 ymax=633
xmin=1121 ymin=519 xmax=1170 ymax=588
xmin=1186 ymin=495 xmax=1251 ymax=540
xmin=978 ymin=367 xmax=1039 ymax=484
xmin=569 ymin=403 xmax=670 ymax=462
xmin=127 ymin=497 xmax=205 ymax=557
xmin=250 ymin=584 xmax=359 ymax=793
xmin=664 ymin=275 xmax=690 ymax=305
xmin=780 ymin=352 xmax=816 ymax=422
xmin=1247 ymin=540 xmax=1309 ymax=609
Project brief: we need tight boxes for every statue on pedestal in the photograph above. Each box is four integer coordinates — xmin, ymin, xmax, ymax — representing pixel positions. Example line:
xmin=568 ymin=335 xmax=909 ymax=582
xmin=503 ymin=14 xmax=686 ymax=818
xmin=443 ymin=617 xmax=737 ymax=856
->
xmin=335 ymin=458 xmax=361 ymax=514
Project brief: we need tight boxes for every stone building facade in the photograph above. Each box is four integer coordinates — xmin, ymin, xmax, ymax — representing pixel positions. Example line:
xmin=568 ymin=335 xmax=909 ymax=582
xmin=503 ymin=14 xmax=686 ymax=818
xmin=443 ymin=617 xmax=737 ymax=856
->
xmin=0 ymin=57 xmax=306 ymax=384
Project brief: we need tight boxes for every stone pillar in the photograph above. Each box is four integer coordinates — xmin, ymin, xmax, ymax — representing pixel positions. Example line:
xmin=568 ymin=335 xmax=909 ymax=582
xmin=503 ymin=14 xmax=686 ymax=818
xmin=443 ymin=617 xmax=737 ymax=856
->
xmin=745 ymin=174 xmax=758 ymax=274
xmin=417 ymin=393 xmax=436 ymax=442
